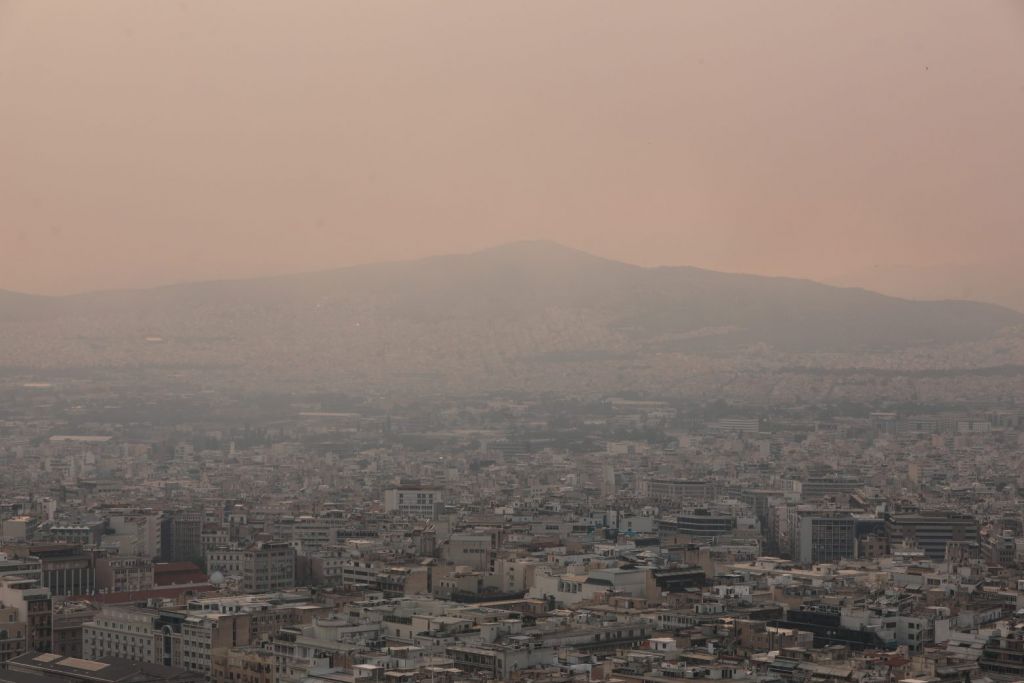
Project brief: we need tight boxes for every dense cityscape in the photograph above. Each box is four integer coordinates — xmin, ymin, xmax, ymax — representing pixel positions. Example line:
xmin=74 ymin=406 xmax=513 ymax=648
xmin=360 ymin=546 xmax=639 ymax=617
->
xmin=4 ymin=377 xmax=1024 ymax=683
xmin=4 ymin=2 xmax=1024 ymax=683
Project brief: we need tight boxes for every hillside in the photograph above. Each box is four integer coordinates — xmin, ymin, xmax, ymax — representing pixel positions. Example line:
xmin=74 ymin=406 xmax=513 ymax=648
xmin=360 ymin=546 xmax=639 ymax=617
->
xmin=1 ymin=242 xmax=1021 ymax=393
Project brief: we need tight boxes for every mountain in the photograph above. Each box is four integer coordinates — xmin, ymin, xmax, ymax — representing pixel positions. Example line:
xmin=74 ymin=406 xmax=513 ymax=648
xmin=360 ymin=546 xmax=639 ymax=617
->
xmin=0 ymin=289 xmax=63 ymax=321
xmin=2 ymin=241 xmax=1022 ymax=393
xmin=828 ymin=262 xmax=1024 ymax=313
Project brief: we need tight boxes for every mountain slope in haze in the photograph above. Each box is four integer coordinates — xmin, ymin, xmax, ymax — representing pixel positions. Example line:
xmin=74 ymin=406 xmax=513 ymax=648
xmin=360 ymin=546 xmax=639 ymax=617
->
xmin=1 ymin=242 xmax=1022 ymax=391
xmin=829 ymin=262 xmax=1024 ymax=313
xmin=0 ymin=289 xmax=63 ymax=321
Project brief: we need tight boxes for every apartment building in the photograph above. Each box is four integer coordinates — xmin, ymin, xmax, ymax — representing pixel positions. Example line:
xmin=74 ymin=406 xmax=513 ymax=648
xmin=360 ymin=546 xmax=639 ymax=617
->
xmin=0 ymin=575 xmax=51 ymax=654
xmin=95 ymin=555 xmax=155 ymax=593
xmin=83 ymin=605 xmax=163 ymax=663
xmin=106 ymin=510 xmax=164 ymax=560
xmin=207 ymin=542 xmax=295 ymax=593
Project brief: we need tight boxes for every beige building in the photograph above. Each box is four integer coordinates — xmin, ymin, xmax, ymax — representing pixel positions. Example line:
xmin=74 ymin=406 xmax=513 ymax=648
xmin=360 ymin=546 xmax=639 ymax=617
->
xmin=95 ymin=555 xmax=155 ymax=593
xmin=0 ymin=576 xmax=51 ymax=654
xmin=206 ymin=542 xmax=295 ymax=593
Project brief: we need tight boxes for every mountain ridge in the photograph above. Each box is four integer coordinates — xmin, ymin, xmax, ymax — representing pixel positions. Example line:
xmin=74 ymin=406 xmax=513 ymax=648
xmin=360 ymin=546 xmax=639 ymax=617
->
xmin=1 ymin=240 xmax=1017 ymax=315
xmin=1 ymin=242 xmax=1021 ymax=393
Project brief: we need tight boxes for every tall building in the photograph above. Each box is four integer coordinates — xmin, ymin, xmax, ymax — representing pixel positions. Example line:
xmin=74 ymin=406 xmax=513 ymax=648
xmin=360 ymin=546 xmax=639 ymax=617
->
xmin=792 ymin=510 xmax=856 ymax=565
xmin=668 ymin=510 xmax=737 ymax=542
xmin=106 ymin=510 xmax=164 ymax=560
xmin=241 ymin=541 xmax=295 ymax=593
xmin=167 ymin=511 xmax=204 ymax=564
xmin=383 ymin=487 xmax=443 ymax=518
xmin=886 ymin=510 xmax=979 ymax=561
xmin=601 ymin=463 xmax=616 ymax=498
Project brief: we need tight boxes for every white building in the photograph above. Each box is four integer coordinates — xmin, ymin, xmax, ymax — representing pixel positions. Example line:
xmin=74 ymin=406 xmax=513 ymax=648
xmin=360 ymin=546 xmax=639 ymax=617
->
xmin=384 ymin=488 xmax=443 ymax=518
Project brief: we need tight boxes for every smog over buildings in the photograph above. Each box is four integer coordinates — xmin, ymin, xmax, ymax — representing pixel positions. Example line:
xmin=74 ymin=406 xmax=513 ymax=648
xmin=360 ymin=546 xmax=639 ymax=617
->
xmin=2 ymin=3 xmax=1024 ymax=683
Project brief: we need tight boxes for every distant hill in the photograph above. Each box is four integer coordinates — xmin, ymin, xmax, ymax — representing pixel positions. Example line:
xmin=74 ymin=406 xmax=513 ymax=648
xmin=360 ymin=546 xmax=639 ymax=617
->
xmin=2 ymin=242 xmax=1021 ymax=392
xmin=0 ymin=289 xmax=62 ymax=321
xmin=828 ymin=262 xmax=1024 ymax=313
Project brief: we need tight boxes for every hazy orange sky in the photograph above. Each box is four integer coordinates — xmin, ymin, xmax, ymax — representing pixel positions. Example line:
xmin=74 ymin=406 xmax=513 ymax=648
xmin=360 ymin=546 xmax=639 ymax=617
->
xmin=2 ymin=1 xmax=1023 ymax=295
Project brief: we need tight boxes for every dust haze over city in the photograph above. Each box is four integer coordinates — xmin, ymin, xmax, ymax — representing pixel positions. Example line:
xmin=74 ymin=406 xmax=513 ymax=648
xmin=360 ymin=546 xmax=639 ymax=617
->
xmin=3 ymin=3 xmax=1024 ymax=683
